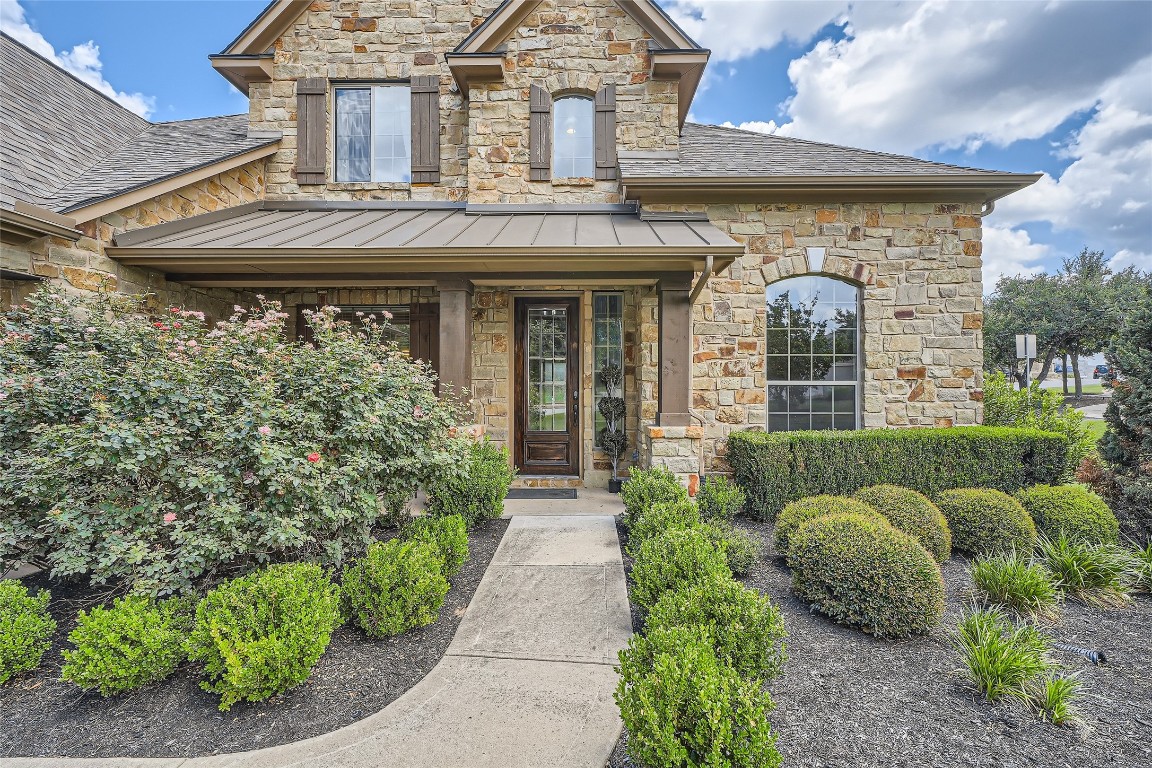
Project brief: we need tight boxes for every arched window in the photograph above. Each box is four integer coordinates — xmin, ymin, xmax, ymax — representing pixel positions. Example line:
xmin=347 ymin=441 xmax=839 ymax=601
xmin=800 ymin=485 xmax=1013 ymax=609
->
xmin=765 ymin=275 xmax=860 ymax=431
xmin=552 ymin=96 xmax=594 ymax=178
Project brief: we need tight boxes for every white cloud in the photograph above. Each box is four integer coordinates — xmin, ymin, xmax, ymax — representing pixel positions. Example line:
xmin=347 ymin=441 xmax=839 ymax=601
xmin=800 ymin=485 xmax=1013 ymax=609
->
xmin=1 ymin=0 xmax=154 ymax=118
xmin=719 ymin=120 xmax=778 ymax=135
xmin=665 ymin=0 xmax=848 ymax=62
xmin=981 ymin=224 xmax=1050 ymax=289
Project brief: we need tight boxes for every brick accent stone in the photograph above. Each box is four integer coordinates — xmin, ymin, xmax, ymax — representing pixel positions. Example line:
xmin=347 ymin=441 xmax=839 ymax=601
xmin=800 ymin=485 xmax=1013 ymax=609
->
xmin=640 ymin=424 xmax=701 ymax=495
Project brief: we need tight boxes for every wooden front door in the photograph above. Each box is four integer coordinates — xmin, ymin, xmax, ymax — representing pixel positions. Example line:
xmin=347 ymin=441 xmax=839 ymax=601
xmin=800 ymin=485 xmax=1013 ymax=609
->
xmin=515 ymin=297 xmax=580 ymax=476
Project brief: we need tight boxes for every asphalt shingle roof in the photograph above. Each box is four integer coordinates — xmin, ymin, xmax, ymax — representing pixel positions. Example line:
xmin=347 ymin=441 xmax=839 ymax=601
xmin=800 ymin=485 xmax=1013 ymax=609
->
xmin=620 ymin=122 xmax=1007 ymax=179
xmin=0 ymin=33 xmax=277 ymax=216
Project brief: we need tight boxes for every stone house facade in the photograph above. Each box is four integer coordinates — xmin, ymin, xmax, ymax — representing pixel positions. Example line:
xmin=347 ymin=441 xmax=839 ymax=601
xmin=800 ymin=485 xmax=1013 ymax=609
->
xmin=1 ymin=0 xmax=1039 ymax=492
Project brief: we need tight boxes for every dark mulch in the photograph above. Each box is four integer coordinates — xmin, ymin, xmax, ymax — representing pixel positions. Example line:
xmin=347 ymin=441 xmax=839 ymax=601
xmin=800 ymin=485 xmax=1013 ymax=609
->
xmin=609 ymin=517 xmax=1152 ymax=768
xmin=0 ymin=518 xmax=509 ymax=759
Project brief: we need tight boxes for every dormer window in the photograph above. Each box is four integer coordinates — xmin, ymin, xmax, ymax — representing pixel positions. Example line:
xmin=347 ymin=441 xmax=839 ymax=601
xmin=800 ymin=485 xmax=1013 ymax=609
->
xmin=552 ymin=96 xmax=595 ymax=179
xmin=334 ymin=85 xmax=411 ymax=183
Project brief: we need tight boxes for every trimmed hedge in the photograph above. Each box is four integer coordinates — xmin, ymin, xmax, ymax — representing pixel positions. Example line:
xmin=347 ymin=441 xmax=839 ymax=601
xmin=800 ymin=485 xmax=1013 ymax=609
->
xmin=727 ymin=427 xmax=1069 ymax=520
xmin=0 ymin=581 xmax=55 ymax=685
xmin=853 ymin=484 xmax=952 ymax=562
xmin=409 ymin=514 xmax=470 ymax=577
xmin=935 ymin=489 xmax=1038 ymax=557
xmin=773 ymin=495 xmax=884 ymax=556
xmin=425 ymin=440 xmax=514 ymax=527
xmin=630 ymin=528 xmax=731 ymax=611
xmin=625 ymin=500 xmax=700 ymax=559
xmin=342 ymin=537 xmax=449 ymax=638
xmin=1015 ymin=485 xmax=1119 ymax=546
xmin=788 ymin=513 xmax=945 ymax=638
xmin=620 ymin=466 xmax=689 ymax=528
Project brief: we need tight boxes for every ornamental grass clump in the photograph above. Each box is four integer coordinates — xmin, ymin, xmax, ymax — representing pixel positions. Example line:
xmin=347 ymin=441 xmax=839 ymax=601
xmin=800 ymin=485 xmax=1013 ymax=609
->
xmin=342 ymin=537 xmax=449 ymax=637
xmin=1036 ymin=535 xmax=1131 ymax=606
xmin=934 ymin=488 xmax=1037 ymax=557
xmin=630 ymin=528 xmax=731 ymax=612
xmin=625 ymin=500 xmax=700 ymax=559
xmin=619 ymin=466 xmax=688 ymax=528
xmin=615 ymin=626 xmax=782 ymax=768
xmin=425 ymin=439 xmax=515 ymax=527
xmin=1129 ymin=541 xmax=1152 ymax=593
xmin=853 ymin=484 xmax=952 ymax=562
xmin=1030 ymin=672 xmax=1082 ymax=726
xmin=1015 ymin=484 xmax=1120 ymax=545
xmin=187 ymin=563 xmax=341 ymax=711
xmin=645 ymin=577 xmax=786 ymax=681
xmin=0 ymin=581 xmax=55 ymax=685
xmin=953 ymin=606 xmax=1050 ymax=703
xmin=970 ymin=552 xmax=1060 ymax=620
xmin=408 ymin=514 xmax=469 ymax=578
xmin=61 ymin=595 xmax=193 ymax=695
xmin=0 ymin=288 xmax=470 ymax=596
xmin=773 ymin=495 xmax=884 ymax=556
xmin=787 ymin=513 xmax=945 ymax=638
xmin=695 ymin=475 xmax=746 ymax=521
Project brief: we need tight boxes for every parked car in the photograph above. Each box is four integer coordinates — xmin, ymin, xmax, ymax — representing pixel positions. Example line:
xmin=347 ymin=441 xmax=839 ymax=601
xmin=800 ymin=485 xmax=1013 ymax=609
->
xmin=1093 ymin=364 xmax=1110 ymax=380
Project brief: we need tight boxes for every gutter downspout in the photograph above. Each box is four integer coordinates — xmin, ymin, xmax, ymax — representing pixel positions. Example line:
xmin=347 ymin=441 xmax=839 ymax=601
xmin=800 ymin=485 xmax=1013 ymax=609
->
xmin=688 ymin=254 xmax=713 ymax=304
xmin=978 ymin=200 xmax=996 ymax=217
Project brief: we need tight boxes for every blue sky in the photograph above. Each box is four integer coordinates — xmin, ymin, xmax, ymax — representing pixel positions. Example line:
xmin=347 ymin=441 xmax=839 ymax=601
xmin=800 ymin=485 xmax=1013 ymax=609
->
xmin=4 ymin=0 xmax=1150 ymax=287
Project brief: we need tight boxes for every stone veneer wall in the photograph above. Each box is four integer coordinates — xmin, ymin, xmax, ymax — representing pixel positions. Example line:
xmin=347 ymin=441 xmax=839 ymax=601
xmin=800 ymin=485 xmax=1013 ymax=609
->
xmin=1 ymin=162 xmax=266 ymax=318
xmin=247 ymin=0 xmax=676 ymax=205
xmin=470 ymin=285 xmax=641 ymax=486
xmin=642 ymin=201 xmax=986 ymax=476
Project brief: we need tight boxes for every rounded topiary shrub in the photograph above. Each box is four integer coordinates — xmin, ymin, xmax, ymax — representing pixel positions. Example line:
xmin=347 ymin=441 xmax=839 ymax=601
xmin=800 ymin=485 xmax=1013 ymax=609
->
xmin=630 ymin=528 xmax=731 ymax=611
xmin=409 ymin=514 xmax=469 ymax=577
xmin=0 ymin=581 xmax=55 ymax=685
xmin=425 ymin=440 xmax=515 ymax=528
xmin=342 ymin=537 xmax=449 ymax=638
xmin=773 ymin=495 xmax=883 ymax=556
xmin=935 ymin=488 xmax=1037 ymax=557
xmin=1015 ymin=485 xmax=1119 ymax=545
xmin=615 ymin=626 xmax=782 ymax=768
xmin=703 ymin=522 xmax=761 ymax=576
xmin=787 ymin=513 xmax=945 ymax=638
xmin=186 ymin=563 xmax=341 ymax=711
xmin=853 ymin=484 xmax=952 ymax=562
xmin=625 ymin=500 xmax=700 ymax=559
xmin=646 ymin=577 xmax=786 ymax=681
xmin=61 ymin=595 xmax=193 ymax=696
xmin=696 ymin=475 xmax=746 ymax=521
xmin=620 ymin=466 xmax=689 ymax=528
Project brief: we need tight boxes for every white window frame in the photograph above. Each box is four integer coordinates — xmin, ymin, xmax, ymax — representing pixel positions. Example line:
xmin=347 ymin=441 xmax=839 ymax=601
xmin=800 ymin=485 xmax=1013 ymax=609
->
xmin=332 ymin=83 xmax=411 ymax=183
xmin=552 ymin=95 xmax=595 ymax=179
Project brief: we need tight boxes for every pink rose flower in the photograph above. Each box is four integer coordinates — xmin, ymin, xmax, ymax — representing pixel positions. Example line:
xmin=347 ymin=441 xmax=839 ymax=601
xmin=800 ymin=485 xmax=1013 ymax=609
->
xmin=413 ymin=405 xmax=425 ymax=419
xmin=307 ymin=452 xmax=321 ymax=463
xmin=163 ymin=513 xmax=177 ymax=523
xmin=258 ymin=425 xmax=271 ymax=436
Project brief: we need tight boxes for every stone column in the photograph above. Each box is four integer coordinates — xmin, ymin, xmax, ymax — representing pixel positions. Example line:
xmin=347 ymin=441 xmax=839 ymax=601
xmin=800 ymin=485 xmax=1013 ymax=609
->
xmin=437 ymin=277 xmax=473 ymax=404
xmin=657 ymin=273 xmax=692 ymax=427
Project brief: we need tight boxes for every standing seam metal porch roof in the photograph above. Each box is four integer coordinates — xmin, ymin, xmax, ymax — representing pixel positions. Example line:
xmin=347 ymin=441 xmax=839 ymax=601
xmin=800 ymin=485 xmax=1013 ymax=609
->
xmin=108 ymin=202 xmax=743 ymax=277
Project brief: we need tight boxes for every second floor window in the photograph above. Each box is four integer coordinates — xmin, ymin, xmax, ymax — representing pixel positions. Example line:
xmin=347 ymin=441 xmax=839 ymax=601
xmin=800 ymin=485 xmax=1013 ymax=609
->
xmin=334 ymin=85 xmax=411 ymax=183
xmin=553 ymin=96 xmax=594 ymax=178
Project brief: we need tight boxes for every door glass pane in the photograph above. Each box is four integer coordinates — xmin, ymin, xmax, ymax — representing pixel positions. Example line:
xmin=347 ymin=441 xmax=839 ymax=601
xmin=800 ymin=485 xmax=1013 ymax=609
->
xmin=528 ymin=307 xmax=568 ymax=432
xmin=593 ymin=293 xmax=624 ymax=443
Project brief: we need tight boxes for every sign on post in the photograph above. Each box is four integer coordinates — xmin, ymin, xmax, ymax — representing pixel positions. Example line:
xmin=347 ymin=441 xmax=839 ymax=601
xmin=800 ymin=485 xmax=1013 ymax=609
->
xmin=1015 ymin=334 xmax=1037 ymax=359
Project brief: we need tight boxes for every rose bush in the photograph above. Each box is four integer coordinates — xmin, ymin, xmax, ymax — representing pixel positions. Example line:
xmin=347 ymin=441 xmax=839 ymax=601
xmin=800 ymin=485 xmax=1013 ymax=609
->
xmin=0 ymin=288 xmax=469 ymax=595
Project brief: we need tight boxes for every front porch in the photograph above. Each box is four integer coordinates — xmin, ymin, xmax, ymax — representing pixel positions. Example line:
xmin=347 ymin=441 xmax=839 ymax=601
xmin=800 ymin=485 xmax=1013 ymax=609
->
xmin=106 ymin=201 xmax=743 ymax=490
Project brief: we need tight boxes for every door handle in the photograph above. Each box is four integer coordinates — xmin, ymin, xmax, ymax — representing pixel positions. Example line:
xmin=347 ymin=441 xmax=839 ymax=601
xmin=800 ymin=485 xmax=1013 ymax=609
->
xmin=572 ymin=390 xmax=578 ymax=418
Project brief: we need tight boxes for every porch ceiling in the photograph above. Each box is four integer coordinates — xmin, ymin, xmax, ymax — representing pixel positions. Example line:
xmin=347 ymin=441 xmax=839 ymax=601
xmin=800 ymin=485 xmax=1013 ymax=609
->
xmin=107 ymin=202 xmax=742 ymax=282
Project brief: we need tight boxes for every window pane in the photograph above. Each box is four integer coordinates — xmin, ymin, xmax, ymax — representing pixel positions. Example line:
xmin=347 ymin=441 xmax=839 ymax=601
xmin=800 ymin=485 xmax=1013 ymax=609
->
xmin=372 ymin=85 xmax=411 ymax=183
xmin=812 ymin=355 xmax=835 ymax=381
xmin=335 ymin=89 xmax=371 ymax=182
xmin=553 ymin=97 xmax=594 ymax=178
xmin=766 ymin=329 xmax=788 ymax=355
xmin=766 ymin=355 xmax=788 ymax=380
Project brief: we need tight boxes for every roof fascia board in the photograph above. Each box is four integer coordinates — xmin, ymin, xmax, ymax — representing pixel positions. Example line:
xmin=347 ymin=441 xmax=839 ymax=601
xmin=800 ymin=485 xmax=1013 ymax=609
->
xmin=444 ymin=53 xmax=505 ymax=92
xmin=649 ymin=51 xmax=710 ymax=129
xmin=222 ymin=0 xmax=310 ymax=55
xmin=209 ymin=55 xmax=274 ymax=91
xmin=1 ymin=205 xmax=81 ymax=242
xmin=62 ymin=143 xmax=280 ymax=224
xmin=108 ymin=244 xmax=745 ymax=260
xmin=615 ymin=0 xmax=700 ymax=49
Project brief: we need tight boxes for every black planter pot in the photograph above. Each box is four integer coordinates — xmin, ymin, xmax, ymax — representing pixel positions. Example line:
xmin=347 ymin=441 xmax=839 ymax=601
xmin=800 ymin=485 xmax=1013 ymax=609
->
xmin=607 ymin=478 xmax=623 ymax=494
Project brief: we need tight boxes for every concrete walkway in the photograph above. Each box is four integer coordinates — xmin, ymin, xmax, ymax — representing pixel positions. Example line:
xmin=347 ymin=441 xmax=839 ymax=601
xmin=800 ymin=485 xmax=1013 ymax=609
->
xmin=7 ymin=515 xmax=632 ymax=768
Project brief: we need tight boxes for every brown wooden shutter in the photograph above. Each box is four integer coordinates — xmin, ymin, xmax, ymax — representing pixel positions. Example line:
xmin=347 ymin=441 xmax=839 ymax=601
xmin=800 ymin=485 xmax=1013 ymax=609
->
xmin=529 ymin=84 xmax=553 ymax=181
xmin=594 ymin=84 xmax=617 ymax=180
xmin=410 ymin=76 xmax=440 ymax=183
xmin=296 ymin=78 xmax=327 ymax=185
xmin=409 ymin=302 xmax=441 ymax=393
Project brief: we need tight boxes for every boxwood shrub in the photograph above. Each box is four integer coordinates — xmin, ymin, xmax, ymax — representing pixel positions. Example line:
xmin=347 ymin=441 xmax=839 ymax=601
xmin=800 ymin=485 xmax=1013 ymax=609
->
xmin=61 ymin=595 xmax=193 ymax=695
xmin=625 ymin=500 xmax=700 ymax=559
xmin=1015 ymin=485 xmax=1119 ymax=545
xmin=645 ymin=577 xmax=786 ymax=681
xmin=853 ymin=484 xmax=952 ymax=562
xmin=615 ymin=626 xmax=782 ymax=768
xmin=0 ymin=581 xmax=55 ymax=685
xmin=703 ymin=522 xmax=761 ymax=576
xmin=773 ymin=495 xmax=884 ymax=556
xmin=408 ymin=514 xmax=469 ymax=577
xmin=630 ymin=528 xmax=731 ymax=611
xmin=342 ymin=537 xmax=449 ymax=637
xmin=935 ymin=488 xmax=1038 ymax=557
xmin=696 ymin=475 xmax=746 ymax=521
xmin=620 ymin=466 xmax=688 ymax=528
xmin=726 ymin=427 xmax=1068 ymax=520
xmin=788 ymin=513 xmax=945 ymax=638
xmin=425 ymin=440 xmax=515 ymax=528
xmin=186 ymin=563 xmax=341 ymax=711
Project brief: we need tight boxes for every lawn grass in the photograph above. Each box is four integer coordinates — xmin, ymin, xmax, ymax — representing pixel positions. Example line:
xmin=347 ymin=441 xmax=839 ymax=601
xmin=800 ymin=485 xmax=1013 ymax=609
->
xmin=1084 ymin=420 xmax=1107 ymax=443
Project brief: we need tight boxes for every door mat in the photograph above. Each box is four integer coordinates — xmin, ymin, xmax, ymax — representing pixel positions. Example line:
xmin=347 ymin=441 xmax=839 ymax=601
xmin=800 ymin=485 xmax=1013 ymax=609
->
xmin=505 ymin=488 xmax=578 ymax=500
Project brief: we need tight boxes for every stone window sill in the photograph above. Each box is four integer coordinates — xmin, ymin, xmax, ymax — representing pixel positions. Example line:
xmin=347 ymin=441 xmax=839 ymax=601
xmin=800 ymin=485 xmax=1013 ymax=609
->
xmin=325 ymin=182 xmax=411 ymax=191
xmin=552 ymin=177 xmax=597 ymax=187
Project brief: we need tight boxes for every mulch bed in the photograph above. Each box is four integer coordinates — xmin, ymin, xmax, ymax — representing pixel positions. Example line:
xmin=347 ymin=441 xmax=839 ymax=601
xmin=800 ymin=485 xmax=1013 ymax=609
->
xmin=609 ymin=517 xmax=1152 ymax=768
xmin=0 ymin=517 xmax=509 ymax=759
